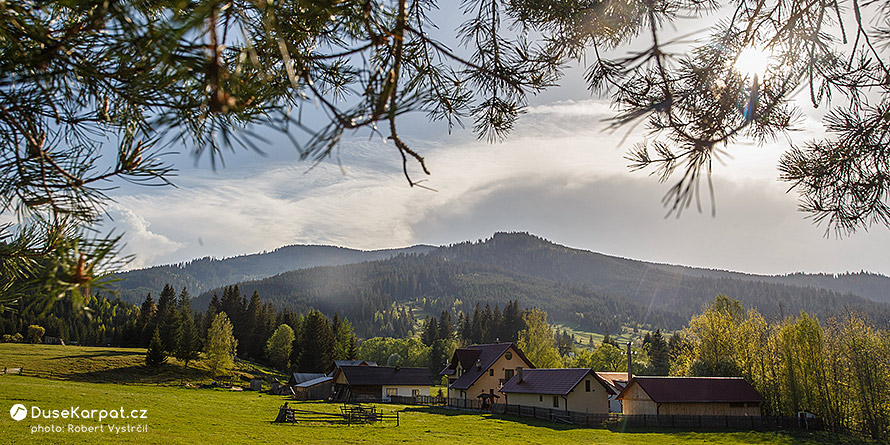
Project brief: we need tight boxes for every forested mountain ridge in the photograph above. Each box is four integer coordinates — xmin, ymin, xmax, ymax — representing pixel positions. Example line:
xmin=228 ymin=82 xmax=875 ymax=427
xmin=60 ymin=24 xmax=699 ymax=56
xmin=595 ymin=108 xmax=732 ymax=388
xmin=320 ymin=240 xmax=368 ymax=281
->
xmin=115 ymin=232 xmax=890 ymax=336
xmin=111 ymin=244 xmax=435 ymax=304
xmin=435 ymin=232 xmax=890 ymax=305
xmin=194 ymin=254 xmax=687 ymax=337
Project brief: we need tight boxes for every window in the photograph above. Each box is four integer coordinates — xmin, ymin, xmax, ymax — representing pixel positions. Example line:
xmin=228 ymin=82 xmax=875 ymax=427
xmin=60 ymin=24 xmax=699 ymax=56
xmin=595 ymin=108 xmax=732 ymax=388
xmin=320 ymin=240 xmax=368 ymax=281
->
xmin=386 ymin=388 xmax=398 ymax=397
xmin=505 ymin=369 xmax=514 ymax=381
xmin=489 ymin=369 xmax=494 ymax=377
xmin=505 ymin=352 xmax=513 ymax=360
xmin=553 ymin=396 xmax=559 ymax=408
xmin=412 ymin=389 xmax=420 ymax=397
xmin=539 ymin=395 xmax=543 ymax=402
xmin=585 ymin=380 xmax=591 ymax=392
xmin=490 ymin=388 xmax=494 ymax=394
xmin=730 ymin=402 xmax=745 ymax=408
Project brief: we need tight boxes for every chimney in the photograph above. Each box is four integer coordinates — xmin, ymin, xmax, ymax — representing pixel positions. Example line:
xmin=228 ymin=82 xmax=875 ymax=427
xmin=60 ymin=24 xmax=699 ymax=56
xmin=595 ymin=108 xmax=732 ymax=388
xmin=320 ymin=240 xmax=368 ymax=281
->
xmin=476 ymin=359 xmax=481 ymax=370
xmin=626 ymin=341 xmax=633 ymax=383
xmin=517 ymin=368 xmax=523 ymax=383
xmin=496 ymin=338 xmax=500 ymax=344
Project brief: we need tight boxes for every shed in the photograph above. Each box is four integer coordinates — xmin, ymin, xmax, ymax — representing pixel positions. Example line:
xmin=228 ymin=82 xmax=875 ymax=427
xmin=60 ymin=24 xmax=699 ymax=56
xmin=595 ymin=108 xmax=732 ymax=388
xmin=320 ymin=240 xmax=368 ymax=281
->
xmin=617 ymin=376 xmax=764 ymax=416
xmin=292 ymin=376 xmax=334 ymax=401
xmin=287 ymin=372 xmax=328 ymax=387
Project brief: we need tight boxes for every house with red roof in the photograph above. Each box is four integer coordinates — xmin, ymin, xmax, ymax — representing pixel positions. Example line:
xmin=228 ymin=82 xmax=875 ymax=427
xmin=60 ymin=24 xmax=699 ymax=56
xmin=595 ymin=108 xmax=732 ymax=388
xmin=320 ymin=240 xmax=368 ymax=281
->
xmin=441 ymin=343 xmax=534 ymax=402
xmin=498 ymin=368 xmax=614 ymax=413
xmin=617 ymin=376 xmax=765 ymax=416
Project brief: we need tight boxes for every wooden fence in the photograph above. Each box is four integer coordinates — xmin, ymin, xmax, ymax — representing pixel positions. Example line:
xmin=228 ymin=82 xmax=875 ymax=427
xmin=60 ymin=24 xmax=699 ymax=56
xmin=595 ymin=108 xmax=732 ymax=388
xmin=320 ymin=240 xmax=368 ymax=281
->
xmin=272 ymin=404 xmax=400 ymax=426
xmin=2 ymin=367 xmax=58 ymax=378
xmin=385 ymin=395 xmax=823 ymax=432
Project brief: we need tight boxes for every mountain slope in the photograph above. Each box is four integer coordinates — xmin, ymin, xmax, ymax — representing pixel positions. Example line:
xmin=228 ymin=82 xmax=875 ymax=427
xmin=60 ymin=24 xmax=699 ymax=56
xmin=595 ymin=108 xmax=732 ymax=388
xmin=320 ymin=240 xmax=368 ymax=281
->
xmin=110 ymin=244 xmax=435 ymax=304
xmin=195 ymin=254 xmax=686 ymax=337
xmin=435 ymin=232 xmax=890 ymax=305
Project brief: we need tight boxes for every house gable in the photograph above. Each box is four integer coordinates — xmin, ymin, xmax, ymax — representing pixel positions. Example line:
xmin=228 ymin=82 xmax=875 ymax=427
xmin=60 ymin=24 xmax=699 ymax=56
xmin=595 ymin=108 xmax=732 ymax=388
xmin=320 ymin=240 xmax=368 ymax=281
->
xmin=444 ymin=343 xmax=535 ymax=398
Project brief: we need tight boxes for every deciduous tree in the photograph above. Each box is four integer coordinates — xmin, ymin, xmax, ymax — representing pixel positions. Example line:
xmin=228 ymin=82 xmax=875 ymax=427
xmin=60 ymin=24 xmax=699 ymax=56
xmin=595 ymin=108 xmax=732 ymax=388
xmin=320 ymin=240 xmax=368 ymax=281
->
xmin=206 ymin=312 xmax=238 ymax=376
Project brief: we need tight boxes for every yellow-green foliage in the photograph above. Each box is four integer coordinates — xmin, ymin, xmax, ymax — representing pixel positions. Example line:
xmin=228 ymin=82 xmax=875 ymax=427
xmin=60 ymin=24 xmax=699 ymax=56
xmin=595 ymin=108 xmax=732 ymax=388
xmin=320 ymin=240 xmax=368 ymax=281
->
xmin=206 ymin=313 xmax=238 ymax=376
xmin=517 ymin=308 xmax=562 ymax=368
xmin=676 ymin=296 xmax=890 ymax=440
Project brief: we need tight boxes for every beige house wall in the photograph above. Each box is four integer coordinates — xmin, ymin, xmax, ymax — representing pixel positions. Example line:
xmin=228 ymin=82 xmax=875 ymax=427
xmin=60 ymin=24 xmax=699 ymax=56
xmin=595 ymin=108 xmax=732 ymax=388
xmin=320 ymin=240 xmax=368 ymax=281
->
xmin=620 ymin=383 xmax=658 ymax=415
xmin=449 ymin=346 xmax=531 ymax=399
xmin=381 ymin=385 xmax=430 ymax=401
xmin=502 ymin=377 xmax=610 ymax=414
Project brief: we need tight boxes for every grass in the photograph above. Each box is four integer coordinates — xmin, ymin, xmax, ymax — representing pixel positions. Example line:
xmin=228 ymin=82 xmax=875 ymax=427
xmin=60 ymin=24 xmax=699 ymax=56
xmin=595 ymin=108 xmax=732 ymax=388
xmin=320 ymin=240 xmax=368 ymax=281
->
xmin=0 ymin=343 xmax=286 ymax=386
xmin=552 ymin=324 xmax=665 ymax=350
xmin=0 ymin=344 xmax=877 ymax=444
xmin=1 ymin=375 xmax=866 ymax=445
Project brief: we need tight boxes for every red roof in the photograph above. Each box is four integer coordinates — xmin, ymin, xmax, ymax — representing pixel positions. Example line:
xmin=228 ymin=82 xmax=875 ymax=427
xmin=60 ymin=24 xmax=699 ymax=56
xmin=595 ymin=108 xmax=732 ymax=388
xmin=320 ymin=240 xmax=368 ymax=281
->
xmin=499 ymin=368 xmax=613 ymax=396
xmin=618 ymin=377 xmax=765 ymax=403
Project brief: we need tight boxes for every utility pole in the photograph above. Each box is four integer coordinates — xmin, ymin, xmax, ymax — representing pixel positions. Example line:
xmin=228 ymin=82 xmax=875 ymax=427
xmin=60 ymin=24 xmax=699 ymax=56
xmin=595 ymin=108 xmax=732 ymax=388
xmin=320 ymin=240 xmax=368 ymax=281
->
xmin=626 ymin=341 xmax=633 ymax=382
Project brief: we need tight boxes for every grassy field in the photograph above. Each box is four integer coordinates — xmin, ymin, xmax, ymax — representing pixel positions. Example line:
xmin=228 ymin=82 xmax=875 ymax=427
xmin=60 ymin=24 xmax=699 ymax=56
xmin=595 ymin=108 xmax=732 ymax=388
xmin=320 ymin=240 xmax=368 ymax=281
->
xmin=551 ymin=323 xmax=659 ymax=350
xmin=0 ymin=343 xmax=285 ymax=386
xmin=0 ymin=344 xmax=875 ymax=444
xmin=0 ymin=375 xmax=864 ymax=445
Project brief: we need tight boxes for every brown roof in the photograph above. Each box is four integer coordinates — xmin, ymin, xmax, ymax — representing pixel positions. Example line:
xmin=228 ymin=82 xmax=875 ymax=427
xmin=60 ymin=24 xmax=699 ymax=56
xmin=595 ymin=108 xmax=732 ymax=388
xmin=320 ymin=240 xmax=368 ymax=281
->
xmin=336 ymin=366 xmax=432 ymax=386
xmin=595 ymin=372 xmax=629 ymax=392
xmin=444 ymin=343 xmax=534 ymax=390
xmin=499 ymin=368 xmax=613 ymax=396
xmin=618 ymin=377 xmax=765 ymax=403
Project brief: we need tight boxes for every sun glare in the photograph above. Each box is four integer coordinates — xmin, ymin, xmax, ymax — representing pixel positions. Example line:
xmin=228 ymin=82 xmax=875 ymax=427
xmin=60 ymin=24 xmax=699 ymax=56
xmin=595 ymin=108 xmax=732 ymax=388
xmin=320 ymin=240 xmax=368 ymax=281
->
xmin=734 ymin=46 xmax=773 ymax=78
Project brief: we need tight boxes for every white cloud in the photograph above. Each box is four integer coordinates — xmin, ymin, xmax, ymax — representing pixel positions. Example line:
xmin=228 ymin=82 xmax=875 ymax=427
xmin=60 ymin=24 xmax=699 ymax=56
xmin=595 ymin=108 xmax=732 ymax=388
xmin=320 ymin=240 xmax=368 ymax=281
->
xmin=98 ymin=96 xmax=890 ymax=277
xmin=106 ymin=204 xmax=184 ymax=269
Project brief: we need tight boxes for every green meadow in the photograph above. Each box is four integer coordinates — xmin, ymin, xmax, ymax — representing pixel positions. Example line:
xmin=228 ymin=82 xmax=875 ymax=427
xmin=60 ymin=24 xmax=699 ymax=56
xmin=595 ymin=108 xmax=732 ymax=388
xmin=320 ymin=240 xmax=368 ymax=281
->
xmin=0 ymin=344 xmax=875 ymax=444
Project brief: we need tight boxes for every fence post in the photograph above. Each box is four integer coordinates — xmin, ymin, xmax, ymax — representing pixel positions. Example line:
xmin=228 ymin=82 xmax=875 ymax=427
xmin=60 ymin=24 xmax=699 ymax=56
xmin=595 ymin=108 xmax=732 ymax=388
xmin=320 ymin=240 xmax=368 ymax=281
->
xmin=532 ymin=406 xmax=535 ymax=418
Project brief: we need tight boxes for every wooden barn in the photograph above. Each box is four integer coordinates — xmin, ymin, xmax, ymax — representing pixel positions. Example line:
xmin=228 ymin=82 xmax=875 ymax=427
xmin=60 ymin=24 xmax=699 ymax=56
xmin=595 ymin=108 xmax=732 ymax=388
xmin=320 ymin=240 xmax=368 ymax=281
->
xmin=499 ymin=368 xmax=614 ymax=413
xmin=292 ymin=375 xmax=334 ymax=401
xmin=618 ymin=376 xmax=765 ymax=416
xmin=331 ymin=366 xmax=432 ymax=402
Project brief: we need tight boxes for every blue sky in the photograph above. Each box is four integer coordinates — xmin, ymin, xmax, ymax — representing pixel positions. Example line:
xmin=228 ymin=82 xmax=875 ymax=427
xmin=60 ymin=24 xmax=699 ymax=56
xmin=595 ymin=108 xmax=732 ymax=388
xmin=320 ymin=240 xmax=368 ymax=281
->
xmin=99 ymin=5 xmax=890 ymax=276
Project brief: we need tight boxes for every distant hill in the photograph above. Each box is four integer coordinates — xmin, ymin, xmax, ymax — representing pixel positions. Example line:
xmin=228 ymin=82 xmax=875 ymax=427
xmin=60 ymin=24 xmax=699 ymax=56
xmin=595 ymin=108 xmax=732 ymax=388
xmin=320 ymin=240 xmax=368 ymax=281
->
xmin=110 ymin=244 xmax=435 ymax=304
xmin=113 ymin=232 xmax=890 ymax=335
xmin=435 ymin=232 xmax=890 ymax=306
xmin=194 ymin=254 xmax=687 ymax=338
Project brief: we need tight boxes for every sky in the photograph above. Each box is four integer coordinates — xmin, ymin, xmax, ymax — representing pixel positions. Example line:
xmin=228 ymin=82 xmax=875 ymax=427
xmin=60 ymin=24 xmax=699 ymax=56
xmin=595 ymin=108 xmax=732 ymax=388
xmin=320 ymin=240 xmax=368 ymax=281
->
xmin=99 ymin=6 xmax=890 ymax=276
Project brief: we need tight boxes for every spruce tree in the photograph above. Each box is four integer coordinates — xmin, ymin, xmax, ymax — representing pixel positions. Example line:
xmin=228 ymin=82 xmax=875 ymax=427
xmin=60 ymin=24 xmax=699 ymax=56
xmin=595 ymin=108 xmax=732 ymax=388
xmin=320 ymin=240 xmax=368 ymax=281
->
xmin=647 ymin=329 xmax=671 ymax=376
xmin=300 ymin=311 xmax=335 ymax=372
xmin=145 ymin=328 xmax=167 ymax=367
xmin=137 ymin=294 xmax=157 ymax=348
xmin=175 ymin=298 xmax=201 ymax=369
xmin=438 ymin=311 xmax=454 ymax=340
xmin=421 ymin=316 xmax=439 ymax=347
xmin=156 ymin=284 xmax=178 ymax=352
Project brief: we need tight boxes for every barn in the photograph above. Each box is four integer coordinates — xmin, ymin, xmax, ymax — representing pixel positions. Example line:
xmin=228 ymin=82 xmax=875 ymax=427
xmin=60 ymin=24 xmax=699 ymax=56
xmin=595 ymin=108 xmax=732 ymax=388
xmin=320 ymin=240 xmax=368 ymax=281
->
xmin=332 ymin=366 xmax=432 ymax=402
xmin=618 ymin=376 xmax=765 ymax=416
